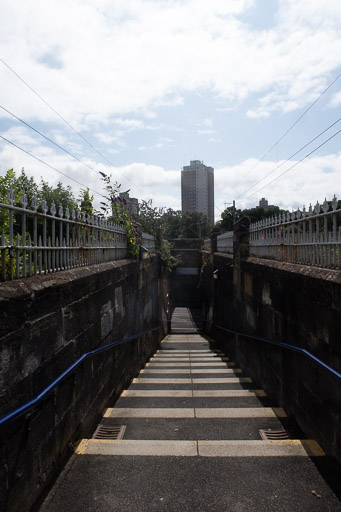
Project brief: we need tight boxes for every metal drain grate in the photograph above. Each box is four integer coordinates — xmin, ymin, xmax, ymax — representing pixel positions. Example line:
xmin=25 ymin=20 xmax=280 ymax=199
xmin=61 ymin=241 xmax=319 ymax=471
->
xmin=92 ymin=424 xmax=126 ymax=440
xmin=259 ymin=429 xmax=291 ymax=440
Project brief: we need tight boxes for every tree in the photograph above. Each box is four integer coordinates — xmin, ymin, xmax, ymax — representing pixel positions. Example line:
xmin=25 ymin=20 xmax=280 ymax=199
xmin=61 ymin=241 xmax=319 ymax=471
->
xmin=162 ymin=209 xmax=211 ymax=239
xmin=137 ymin=201 xmax=179 ymax=271
xmin=78 ymin=188 xmax=94 ymax=215
xmin=0 ymin=169 xmax=41 ymax=238
xmin=98 ymin=172 xmax=141 ymax=258
xmin=39 ymin=180 xmax=77 ymax=213
xmin=178 ymin=211 xmax=211 ymax=239
xmin=163 ymin=209 xmax=182 ymax=239
xmin=241 ymin=205 xmax=285 ymax=223
xmin=0 ymin=168 xmax=39 ymax=207
xmin=215 ymin=206 xmax=241 ymax=232
xmin=138 ymin=200 xmax=166 ymax=245
xmin=216 ymin=204 xmax=287 ymax=232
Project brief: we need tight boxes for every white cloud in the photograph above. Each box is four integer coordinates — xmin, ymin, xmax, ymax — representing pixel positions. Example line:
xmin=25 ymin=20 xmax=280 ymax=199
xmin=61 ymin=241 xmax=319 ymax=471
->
xmin=2 ymin=129 xmax=339 ymax=223
xmin=197 ymin=119 xmax=216 ymax=135
xmin=0 ymin=135 xmax=180 ymax=207
xmin=1 ymin=0 xmax=340 ymax=126
xmin=329 ymin=90 xmax=341 ymax=107
xmin=197 ymin=118 xmax=213 ymax=127
xmin=1 ymin=0 xmax=341 ymax=220
xmin=214 ymin=152 xmax=341 ymax=215
xmin=95 ymin=131 xmax=128 ymax=148
xmin=114 ymin=118 xmax=145 ymax=130
xmin=137 ymin=137 xmax=173 ymax=151
xmin=198 ymin=129 xmax=216 ymax=135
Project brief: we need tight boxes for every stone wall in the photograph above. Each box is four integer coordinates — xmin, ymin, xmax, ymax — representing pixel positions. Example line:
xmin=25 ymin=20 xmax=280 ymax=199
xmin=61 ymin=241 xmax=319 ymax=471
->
xmin=169 ymin=238 xmax=203 ymax=307
xmin=0 ymin=256 xmax=167 ymax=512
xmin=201 ymin=221 xmax=341 ymax=462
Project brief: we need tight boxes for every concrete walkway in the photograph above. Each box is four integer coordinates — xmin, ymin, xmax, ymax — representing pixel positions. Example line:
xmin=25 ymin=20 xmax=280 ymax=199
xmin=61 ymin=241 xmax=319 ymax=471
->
xmin=40 ymin=333 xmax=341 ymax=511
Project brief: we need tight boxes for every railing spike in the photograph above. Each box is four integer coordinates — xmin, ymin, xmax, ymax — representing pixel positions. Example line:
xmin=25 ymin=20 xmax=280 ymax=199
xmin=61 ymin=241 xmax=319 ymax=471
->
xmin=323 ymin=198 xmax=329 ymax=213
xmin=41 ymin=199 xmax=48 ymax=214
xmin=7 ymin=187 xmax=15 ymax=205
xmin=31 ymin=194 xmax=38 ymax=212
xmin=50 ymin=201 xmax=56 ymax=216
xmin=20 ymin=190 xmax=28 ymax=209
xmin=332 ymin=194 xmax=338 ymax=211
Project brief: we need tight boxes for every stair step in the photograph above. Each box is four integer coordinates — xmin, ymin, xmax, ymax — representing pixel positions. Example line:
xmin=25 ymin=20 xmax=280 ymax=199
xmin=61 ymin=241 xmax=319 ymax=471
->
xmin=104 ymin=407 xmax=287 ymax=418
xmin=121 ymin=389 xmax=266 ymax=397
xmin=76 ymin=439 xmax=324 ymax=458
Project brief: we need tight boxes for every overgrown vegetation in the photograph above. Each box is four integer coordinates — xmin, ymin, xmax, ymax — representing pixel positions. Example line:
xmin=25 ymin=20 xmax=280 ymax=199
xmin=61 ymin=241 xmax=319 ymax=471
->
xmin=98 ymin=172 xmax=141 ymax=259
xmin=96 ymin=173 xmax=181 ymax=269
xmin=7 ymin=168 xmax=327 ymax=272
xmin=0 ymin=168 xmax=180 ymax=270
xmin=215 ymin=205 xmax=288 ymax=232
xmin=162 ymin=209 xmax=211 ymax=239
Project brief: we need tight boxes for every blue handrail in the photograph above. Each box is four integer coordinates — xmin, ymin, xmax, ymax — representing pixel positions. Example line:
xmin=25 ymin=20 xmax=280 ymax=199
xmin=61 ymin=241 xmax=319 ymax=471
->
xmin=0 ymin=325 xmax=161 ymax=428
xmin=215 ymin=324 xmax=341 ymax=381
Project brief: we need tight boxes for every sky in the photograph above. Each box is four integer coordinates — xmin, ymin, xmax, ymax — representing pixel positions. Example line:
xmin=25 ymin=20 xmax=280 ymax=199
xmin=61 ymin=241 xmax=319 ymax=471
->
xmin=0 ymin=0 xmax=341 ymax=223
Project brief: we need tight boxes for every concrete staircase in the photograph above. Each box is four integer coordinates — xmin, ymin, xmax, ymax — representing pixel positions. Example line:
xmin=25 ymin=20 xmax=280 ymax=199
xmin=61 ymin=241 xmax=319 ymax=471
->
xmin=40 ymin=333 xmax=341 ymax=511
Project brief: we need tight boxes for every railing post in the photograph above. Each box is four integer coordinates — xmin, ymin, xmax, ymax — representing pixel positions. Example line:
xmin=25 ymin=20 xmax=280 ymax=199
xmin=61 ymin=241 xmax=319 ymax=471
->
xmin=210 ymin=232 xmax=218 ymax=253
xmin=7 ymin=187 xmax=14 ymax=280
xmin=233 ymin=217 xmax=250 ymax=302
xmin=233 ymin=217 xmax=250 ymax=261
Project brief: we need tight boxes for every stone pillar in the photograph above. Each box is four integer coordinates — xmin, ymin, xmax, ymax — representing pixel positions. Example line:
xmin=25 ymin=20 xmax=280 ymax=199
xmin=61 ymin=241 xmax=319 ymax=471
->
xmin=210 ymin=232 xmax=218 ymax=253
xmin=233 ymin=216 xmax=250 ymax=305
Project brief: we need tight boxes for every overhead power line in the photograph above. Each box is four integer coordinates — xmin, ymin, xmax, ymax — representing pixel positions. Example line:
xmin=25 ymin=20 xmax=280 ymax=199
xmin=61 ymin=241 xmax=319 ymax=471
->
xmin=0 ymin=105 xmax=101 ymax=177
xmin=236 ymin=116 xmax=341 ymax=201
xmin=0 ymin=57 xmax=96 ymax=150
xmin=0 ymin=57 xmax=150 ymax=198
xmin=244 ymin=127 xmax=341 ymax=200
xmin=0 ymin=134 xmax=105 ymax=199
xmin=241 ymin=70 xmax=341 ymax=180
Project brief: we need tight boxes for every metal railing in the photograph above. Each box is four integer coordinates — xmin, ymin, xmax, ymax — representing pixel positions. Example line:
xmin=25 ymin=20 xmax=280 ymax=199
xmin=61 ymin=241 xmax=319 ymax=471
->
xmin=249 ymin=196 xmax=341 ymax=269
xmin=203 ymin=238 xmax=211 ymax=250
xmin=0 ymin=325 xmax=161 ymax=428
xmin=141 ymin=232 xmax=156 ymax=251
xmin=0 ymin=187 xmax=129 ymax=281
xmin=215 ymin=324 xmax=341 ymax=381
xmin=217 ymin=231 xmax=234 ymax=254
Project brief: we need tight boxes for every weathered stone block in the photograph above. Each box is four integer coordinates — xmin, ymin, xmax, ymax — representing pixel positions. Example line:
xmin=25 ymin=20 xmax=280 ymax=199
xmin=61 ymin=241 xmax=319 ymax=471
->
xmin=0 ymin=255 xmax=167 ymax=512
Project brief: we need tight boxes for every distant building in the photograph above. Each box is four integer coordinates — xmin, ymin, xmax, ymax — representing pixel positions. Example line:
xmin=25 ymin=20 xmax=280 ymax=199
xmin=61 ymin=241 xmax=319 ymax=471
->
xmin=119 ymin=191 xmax=138 ymax=215
xmin=258 ymin=198 xmax=274 ymax=210
xmin=181 ymin=160 xmax=214 ymax=226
